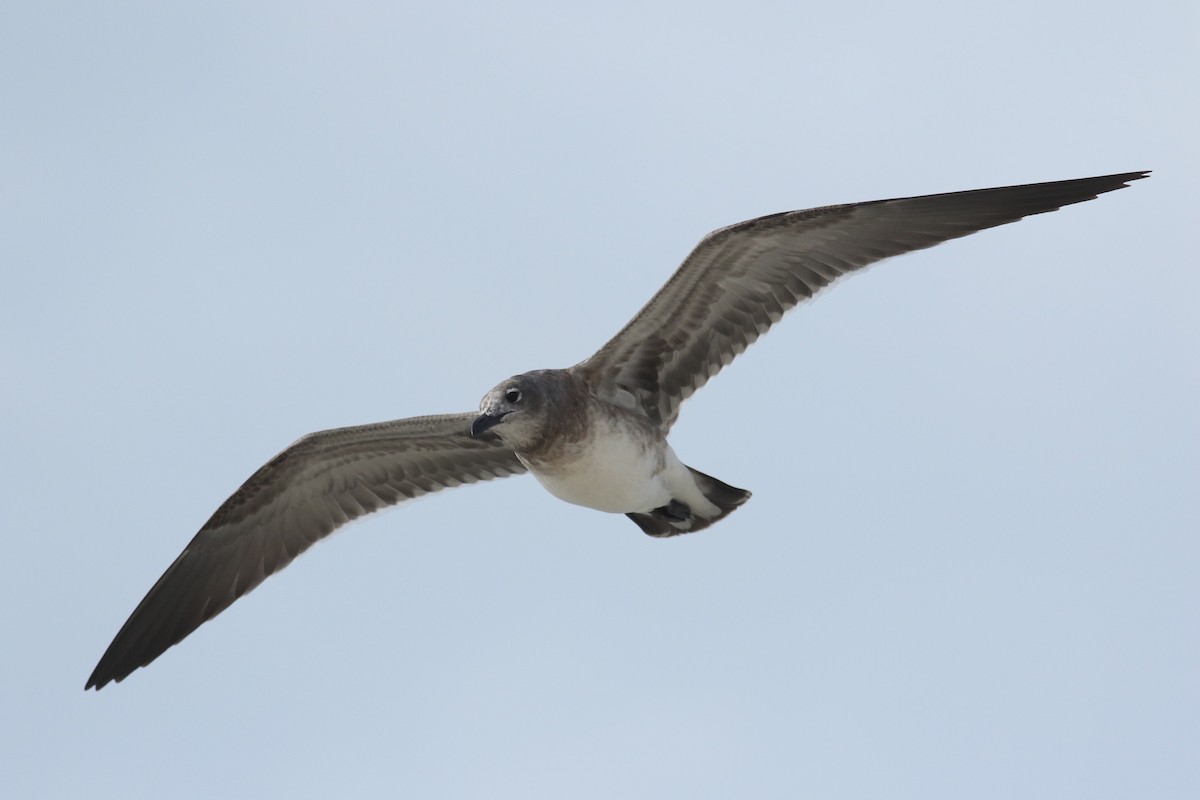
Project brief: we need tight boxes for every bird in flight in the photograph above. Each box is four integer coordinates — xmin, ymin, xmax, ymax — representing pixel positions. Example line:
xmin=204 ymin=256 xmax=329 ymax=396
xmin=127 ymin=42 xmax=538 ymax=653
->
xmin=86 ymin=171 xmax=1148 ymax=690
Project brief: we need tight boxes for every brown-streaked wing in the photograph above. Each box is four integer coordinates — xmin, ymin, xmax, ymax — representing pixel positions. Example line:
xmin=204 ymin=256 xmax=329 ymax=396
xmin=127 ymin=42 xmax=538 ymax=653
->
xmin=86 ymin=412 xmax=524 ymax=689
xmin=574 ymin=172 xmax=1149 ymax=430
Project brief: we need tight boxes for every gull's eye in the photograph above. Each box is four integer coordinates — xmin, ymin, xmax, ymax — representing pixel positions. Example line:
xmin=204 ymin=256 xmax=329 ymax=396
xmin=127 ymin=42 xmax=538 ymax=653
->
xmin=505 ymin=388 xmax=522 ymax=404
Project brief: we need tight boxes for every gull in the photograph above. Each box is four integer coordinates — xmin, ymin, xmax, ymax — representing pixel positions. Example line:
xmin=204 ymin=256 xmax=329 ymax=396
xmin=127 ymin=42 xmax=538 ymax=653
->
xmin=86 ymin=171 xmax=1148 ymax=689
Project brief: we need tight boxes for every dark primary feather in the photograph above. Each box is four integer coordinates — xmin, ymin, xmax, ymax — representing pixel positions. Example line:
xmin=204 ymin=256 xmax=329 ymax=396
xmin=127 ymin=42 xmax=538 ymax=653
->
xmin=575 ymin=172 xmax=1149 ymax=430
xmin=88 ymin=171 xmax=1148 ymax=690
xmin=86 ymin=413 xmax=524 ymax=689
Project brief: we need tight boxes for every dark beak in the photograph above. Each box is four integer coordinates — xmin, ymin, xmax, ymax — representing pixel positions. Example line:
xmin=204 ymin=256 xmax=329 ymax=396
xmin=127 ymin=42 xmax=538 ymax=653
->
xmin=470 ymin=412 xmax=508 ymax=437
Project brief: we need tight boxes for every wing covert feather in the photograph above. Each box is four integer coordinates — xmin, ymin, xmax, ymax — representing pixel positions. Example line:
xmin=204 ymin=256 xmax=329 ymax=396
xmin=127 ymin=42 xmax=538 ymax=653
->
xmin=575 ymin=172 xmax=1148 ymax=429
xmin=86 ymin=412 xmax=524 ymax=689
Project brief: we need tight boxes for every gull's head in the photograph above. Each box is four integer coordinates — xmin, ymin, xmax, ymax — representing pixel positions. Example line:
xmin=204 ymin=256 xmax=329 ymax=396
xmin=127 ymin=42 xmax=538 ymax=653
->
xmin=471 ymin=372 xmax=551 ymax=448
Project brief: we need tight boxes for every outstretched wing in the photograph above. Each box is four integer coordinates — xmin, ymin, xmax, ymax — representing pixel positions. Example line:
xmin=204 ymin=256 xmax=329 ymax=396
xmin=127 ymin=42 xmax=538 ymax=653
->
xmin=86 ymin=413 xmax=524 ymax=689
xmin=574 ymin=172 xmax=1148 ymax=430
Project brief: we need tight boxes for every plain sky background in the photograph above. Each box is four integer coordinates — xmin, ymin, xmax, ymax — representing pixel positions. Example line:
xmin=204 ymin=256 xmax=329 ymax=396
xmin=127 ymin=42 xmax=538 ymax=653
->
xmin=2 ymin=1 xmax=1196 ymax=798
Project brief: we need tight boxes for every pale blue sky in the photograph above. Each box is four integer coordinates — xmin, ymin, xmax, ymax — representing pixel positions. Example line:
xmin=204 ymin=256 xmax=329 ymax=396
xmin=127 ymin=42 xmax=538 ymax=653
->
xmin=2 ymin=1 xmax=1196 ymax=798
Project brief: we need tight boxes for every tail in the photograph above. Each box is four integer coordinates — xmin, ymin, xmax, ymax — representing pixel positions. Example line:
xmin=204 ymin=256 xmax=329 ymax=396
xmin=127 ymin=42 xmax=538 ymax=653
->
xmin=626 ymin=467 xmax=751 ymax=538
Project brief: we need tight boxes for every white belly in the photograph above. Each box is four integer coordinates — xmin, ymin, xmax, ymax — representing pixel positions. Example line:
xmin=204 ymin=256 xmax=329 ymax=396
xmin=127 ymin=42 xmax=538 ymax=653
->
xmin=524 ymin=429 xmax=673 ymax=513
xmin=520 ymin=418 xmax=720 ymax=518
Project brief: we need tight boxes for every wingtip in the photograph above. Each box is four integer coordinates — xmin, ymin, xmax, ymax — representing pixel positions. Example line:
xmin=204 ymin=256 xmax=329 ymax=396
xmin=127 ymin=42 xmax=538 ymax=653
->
xmin=85 ymin=658 xmax=131 ymax=691
xmin=1075 ymin=170 xmax=1150 ymax=190
xmin=1086 ymin=170 xmax=1151 ymax=198
xmin=1103 ymin=170 xmax=1151 ymax=187
xmin=84 ymin=671 xmax=110 ymax=692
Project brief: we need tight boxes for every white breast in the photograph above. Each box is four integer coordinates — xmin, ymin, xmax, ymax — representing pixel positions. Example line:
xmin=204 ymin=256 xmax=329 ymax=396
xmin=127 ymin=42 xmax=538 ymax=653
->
xmin=523 ymin=419 xmax=675 ymax=514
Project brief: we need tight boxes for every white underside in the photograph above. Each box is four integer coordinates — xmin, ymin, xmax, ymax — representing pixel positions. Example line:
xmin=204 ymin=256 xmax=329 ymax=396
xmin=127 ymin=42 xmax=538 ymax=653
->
xmin=522 ymin=423 xmax=718 ymax=517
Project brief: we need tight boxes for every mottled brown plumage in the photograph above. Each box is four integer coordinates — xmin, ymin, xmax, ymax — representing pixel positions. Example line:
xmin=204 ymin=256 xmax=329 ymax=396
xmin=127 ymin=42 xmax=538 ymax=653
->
xmin=87 ymin=415 xmax=524 ymax=689
xmin=576 ymin=174 xmax=1150 ymax=430
xmin=87 ymin=171 xmax=1147 ymax=690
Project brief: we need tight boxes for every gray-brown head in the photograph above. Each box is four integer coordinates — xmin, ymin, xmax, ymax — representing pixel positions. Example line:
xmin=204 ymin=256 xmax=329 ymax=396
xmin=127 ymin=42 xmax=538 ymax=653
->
xmin=471 ymin=369 xmax=583 ymax=453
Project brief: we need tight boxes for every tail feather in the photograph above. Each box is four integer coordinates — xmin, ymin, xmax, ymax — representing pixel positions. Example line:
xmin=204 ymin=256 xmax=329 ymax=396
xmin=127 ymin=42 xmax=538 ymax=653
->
xmin=626 ymin=467 xmax=751 ymax=538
